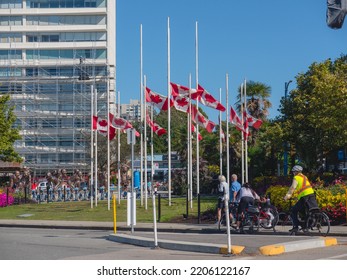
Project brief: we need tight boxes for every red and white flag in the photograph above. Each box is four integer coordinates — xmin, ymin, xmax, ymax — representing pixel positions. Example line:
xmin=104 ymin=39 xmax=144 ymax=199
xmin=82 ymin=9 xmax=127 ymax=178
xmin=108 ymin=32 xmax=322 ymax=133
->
xmin=173 ymin=95 xmax=190 ymax=113
xmin=230 ymin=106 xmax=244 ymax=131
xmin=145 ymin=87 xmax=173 ymax=111
xmin=191 ymin=105 xmax=216 ymax=133
xmin=146 ymin=114 xmax=167 ymax=136
xmin=109 ymin=113 xmax=133 ymax=130
xmin=92 ymin=116 xmax=116 ymax=140
xmin=198 ymin=84 xmax=226 ymax=112
xmin=191 ymin=123 xmax=203 ymax=141
xmin=245 ymin=112 xmax=263 ymax=129
xmin=170 ymin=82 xmax=202 ymax=100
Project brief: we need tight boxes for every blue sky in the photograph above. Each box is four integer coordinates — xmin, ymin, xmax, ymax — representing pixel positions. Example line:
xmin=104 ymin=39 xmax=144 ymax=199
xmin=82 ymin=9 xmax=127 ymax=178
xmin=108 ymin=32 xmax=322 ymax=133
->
xmin=116 ymin=0 xmax=346 ymax=124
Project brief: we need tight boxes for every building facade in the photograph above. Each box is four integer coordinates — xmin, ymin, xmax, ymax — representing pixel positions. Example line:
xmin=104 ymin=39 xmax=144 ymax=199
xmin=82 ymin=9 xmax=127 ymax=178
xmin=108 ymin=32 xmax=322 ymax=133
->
xmin=0 ymin=0 xmax=115 ymax=176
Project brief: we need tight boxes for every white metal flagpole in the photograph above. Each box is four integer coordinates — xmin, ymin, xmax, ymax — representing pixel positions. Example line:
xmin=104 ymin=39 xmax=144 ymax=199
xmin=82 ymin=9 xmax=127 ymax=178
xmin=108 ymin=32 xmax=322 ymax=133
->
xmin=94 ymin=87 xmax=98 ymax=206
xmin=90 ymin=85 xmax=94 ymax=208
xmin=140 ymin=24 xmax=144 ymax=207
xmin=167 ymin=17 xmax=172 ymax=206
xmin=195 ymin=21 xmax=200 ymax=197
xmin=244 ymin=79 xmax=248 ymax=183
xmin=117 ymin=91 xmax=121 ymax=205
xmin=144 ymin=75 xmax=148 ymax=210
xmin=189 ymin=75 xmax=193 ymax=209
xmin=226 ymin=74 xmax=230 ymax=184
xmin=219 ymin=88 xmax=223 ymax=175
xmin=107 ymin=69 xmax=111 ymax=211
xmin=241 ymin=83 xmax=245 ymax=184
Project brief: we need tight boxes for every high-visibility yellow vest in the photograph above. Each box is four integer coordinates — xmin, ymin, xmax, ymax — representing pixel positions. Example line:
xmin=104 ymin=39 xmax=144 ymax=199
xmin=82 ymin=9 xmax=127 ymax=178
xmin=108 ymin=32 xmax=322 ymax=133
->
xmin=294 ymin=173 xmax=314 ymax=199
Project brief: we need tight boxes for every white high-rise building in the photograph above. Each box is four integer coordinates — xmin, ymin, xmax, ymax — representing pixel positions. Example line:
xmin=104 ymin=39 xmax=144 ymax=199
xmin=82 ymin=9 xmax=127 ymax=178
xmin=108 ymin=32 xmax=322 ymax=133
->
xmin=0 ymin=0 xmax=115 ymax=176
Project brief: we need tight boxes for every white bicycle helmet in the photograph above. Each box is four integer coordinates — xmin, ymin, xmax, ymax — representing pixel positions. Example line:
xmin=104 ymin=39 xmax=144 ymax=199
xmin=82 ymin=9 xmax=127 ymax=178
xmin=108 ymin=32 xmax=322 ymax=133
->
xmin=292 ymin=165 xmax=303 ymax=172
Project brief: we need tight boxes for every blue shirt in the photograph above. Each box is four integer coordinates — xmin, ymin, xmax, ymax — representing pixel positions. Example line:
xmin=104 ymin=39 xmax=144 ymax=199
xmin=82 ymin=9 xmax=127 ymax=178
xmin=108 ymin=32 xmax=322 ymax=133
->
xmin=230 ymin=181 xmax=241 ymax=202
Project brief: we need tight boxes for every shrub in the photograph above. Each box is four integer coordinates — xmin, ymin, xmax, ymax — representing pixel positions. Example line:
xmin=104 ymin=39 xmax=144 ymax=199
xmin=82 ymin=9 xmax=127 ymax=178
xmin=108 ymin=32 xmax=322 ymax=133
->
xmin=0 ymin=193 xmax=14 ymax=207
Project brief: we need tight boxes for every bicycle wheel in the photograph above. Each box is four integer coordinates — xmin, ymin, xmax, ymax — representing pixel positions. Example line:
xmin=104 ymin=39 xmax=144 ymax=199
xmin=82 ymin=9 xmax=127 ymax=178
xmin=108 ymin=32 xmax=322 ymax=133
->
xmin=306 ymin=211 xmax=330 ymax=237
xmin=259 ymin=206 xmax=279 ymax=229
xmin=243 ymin=214 xmax=260 ymax=234
xmin=278 ymin=212 xmax=292 ymax=227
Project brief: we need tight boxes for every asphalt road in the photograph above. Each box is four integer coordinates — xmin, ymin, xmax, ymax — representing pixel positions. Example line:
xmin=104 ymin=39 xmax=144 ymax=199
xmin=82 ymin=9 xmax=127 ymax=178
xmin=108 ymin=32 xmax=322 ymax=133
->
xmin=1 ymin=227 xmax=347 ymax=260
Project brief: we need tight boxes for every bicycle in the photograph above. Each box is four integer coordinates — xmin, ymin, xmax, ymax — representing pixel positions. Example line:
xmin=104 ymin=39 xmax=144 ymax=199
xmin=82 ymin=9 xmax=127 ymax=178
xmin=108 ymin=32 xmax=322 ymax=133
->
xmin=278 ymin=201 xmax=330 ymax=237
xmin=257 ymin=199 xmax=279 ymax=231
xmin=218 ymin=202 xmax=237 ymax=231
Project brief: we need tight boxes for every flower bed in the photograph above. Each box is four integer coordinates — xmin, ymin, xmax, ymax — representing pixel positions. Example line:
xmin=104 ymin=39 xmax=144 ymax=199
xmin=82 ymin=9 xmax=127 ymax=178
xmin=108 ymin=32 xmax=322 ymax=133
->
xmin=0 ymin=192 xmax=14 ymax=207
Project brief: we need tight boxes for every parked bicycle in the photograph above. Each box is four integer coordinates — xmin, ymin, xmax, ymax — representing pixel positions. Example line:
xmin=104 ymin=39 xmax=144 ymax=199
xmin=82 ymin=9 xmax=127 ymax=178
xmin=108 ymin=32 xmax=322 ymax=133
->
xmin=278 ymin=200 xmax=330 ymax=236
xmin=219 ymin=199 xmax=279 ymax=233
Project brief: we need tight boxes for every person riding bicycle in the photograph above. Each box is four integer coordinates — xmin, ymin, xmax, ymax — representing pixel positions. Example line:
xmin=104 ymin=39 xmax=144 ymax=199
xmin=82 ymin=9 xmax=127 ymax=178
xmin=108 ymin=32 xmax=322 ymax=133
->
xmin=284 ymin=165 xmax=319 ymax=232
xmin=216 ymin=175 xmax=229 ymax=226
xmin=235 ymin=182 xmax=260 ymax=231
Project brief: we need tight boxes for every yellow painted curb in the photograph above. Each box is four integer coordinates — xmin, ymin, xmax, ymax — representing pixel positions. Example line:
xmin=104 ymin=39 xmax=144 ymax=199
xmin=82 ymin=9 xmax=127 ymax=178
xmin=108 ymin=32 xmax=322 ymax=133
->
xmin=220 ymin=245 xmax=245 ymax=255
xmin=323 ymin=237 xmax=338 ymax=246
xmin=259 ymin=245 xmax=285 ymax=256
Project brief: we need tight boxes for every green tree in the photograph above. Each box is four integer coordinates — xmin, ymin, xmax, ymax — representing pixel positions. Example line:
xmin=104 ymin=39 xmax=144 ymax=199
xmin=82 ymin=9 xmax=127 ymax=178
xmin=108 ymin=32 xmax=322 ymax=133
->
xmin=280 ymin=55 xmax=347 ymax=170
xmin=0 ymin=94 xmax=22 ymax=162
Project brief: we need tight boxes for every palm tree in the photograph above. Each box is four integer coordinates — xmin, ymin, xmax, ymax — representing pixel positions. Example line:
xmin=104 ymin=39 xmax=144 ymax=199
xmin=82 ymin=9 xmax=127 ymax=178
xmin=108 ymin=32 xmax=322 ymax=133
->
xmin=236 ymin=80 xmax=272 ymax=120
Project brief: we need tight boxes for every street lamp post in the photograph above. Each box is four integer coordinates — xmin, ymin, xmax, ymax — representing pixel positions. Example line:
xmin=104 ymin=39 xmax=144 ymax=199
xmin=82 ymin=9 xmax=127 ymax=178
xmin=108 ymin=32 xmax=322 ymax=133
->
xmin=283 ymin=80 xmax=292 ymax=176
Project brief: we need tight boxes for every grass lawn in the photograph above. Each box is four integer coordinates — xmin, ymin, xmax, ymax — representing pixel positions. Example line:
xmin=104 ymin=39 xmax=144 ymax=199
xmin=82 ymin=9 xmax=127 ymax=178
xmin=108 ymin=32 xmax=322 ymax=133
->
xmin=0 ymin=195 xmax=217 ymax=223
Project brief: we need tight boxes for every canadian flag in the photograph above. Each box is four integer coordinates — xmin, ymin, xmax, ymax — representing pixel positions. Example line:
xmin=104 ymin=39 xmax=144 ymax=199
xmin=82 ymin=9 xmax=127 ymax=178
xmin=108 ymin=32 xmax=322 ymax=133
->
xmin=191 ymin=123 xmax=203 ymax=141
xmin=191 ymin=105 xmax=216 ymax=133
xmin=198 ymin=84 xmax=226 ymax=112
xmin=146 ymin=114 xmax=167 ymax=136
xmin=109 ymin=113 xmax=133 ymax=130
xmin=92 ymin=116 xmax=116 ymax=140
xmin=170 ymin=82 xmax=202 ymax=100
xmin=145 ymin=87 xmax=173 ymax=111
xmin=245 ymin=112 xmax=263 ymax=129
xmin=243 ymin=110 xmax=250 ymax=140
xmin=173 ymin=95 xmax=190 ymax=113
xmin=230 ymin=106 xmax=244 ymax=132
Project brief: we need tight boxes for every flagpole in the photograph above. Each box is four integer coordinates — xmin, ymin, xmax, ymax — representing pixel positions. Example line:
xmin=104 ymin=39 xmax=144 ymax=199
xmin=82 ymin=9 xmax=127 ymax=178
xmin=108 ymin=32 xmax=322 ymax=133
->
xmin=244 ymin=79 xmax=248 ymax=182
xmin=117 ymin=91 xmax=121 ymax=205
xmin=107 ymin=68 xmax=111 ymax=210
xmin=219 ymin=88 xmax=223 ymax=175
xmin=167 ymin=17 xmax=172 ymax=206
xmin=144 ymin=75 xmax=148 ymax=210
xmin=226 ymin=74 xmax=230 ymax=185
xmin=187 ymin=77 xmax=190 ymax=210
xmin=140 ymin=24 xmax=144 ymax=207
xmin=189 ymin=75 xmax=193 ymax=209
xmin=90 ymin=85 xmax=94 ymax=209
xmin=241 ymin=83 xmax=245 ymax=184
xmin=195 ymin=21 xmax=200 ymax=197
xmin=94 ymin=87 xmax=98 ymax=206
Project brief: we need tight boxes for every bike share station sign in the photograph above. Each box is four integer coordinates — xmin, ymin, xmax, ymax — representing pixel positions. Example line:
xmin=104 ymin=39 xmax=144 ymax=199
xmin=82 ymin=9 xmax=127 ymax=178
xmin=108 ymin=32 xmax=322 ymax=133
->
xmin=127 ymin=129 xmax=136 ymax=232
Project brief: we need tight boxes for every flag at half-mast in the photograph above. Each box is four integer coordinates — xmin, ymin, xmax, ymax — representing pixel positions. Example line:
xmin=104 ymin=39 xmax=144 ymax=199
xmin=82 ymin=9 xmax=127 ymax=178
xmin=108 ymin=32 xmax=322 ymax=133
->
xmin=230 ymin=106 xmax=244 ymax=132
xmin=146 ymin=87 xmax=173 ymax=111
xmin=170 ymin=82 xmax=202 ymax=100
xmin=245 ymin=112 xmax=263 ymax=129
xmin=191 ymin=123 xmax=203 ymax=141
xmin=108 ymin=113 xmax=133 ymax=129
xmin=191 ymin=105 xmax=216 ymax=133
xmin=146 ymin=114 xmax=167 ymax=136
xmin=92 ymin=116 xmax=116 ymax=140
xmin=198 ymin=84 xmax=226 ymax=112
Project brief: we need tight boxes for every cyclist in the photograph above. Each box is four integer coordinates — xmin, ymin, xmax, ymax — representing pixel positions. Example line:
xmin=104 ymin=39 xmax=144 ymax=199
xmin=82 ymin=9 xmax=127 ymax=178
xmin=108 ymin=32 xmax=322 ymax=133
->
xmin=235 ymin=182 xmax=260 ymax=231
xmin=216 ymin=175 xmax=229 ymax=226
xmin=229 ymin=174 xmax=241 ymax=224
xmin=284 ymin=165 xmax=319 ymax=232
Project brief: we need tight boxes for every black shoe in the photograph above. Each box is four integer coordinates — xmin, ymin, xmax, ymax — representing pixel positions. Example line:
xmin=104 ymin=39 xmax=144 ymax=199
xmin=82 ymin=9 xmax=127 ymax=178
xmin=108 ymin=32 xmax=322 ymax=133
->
xmin=289 ymin=226 xmax=299 ymax=233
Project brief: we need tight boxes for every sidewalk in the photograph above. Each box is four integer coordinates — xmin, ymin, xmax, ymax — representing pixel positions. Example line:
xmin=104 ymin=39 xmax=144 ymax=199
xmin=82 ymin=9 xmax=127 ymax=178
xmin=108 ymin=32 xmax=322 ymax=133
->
xmin=0 ymin=219 xmax=345 ymax=256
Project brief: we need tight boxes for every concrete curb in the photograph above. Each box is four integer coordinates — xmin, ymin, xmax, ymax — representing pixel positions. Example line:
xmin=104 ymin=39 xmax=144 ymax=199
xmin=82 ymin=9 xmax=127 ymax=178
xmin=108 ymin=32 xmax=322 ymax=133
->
xmin=108 ymin=233 xmax=245 ymax=255
xmin=259 ymin=237 xmax=338 ymax=256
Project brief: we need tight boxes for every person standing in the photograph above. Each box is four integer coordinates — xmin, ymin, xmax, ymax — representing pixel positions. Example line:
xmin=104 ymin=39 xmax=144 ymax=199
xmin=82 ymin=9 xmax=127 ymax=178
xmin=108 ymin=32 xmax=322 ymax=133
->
xmin=216 ymin=175 xmax=229 ymax=226
xmin=230 ymin=174 xmax=241 ymax=224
